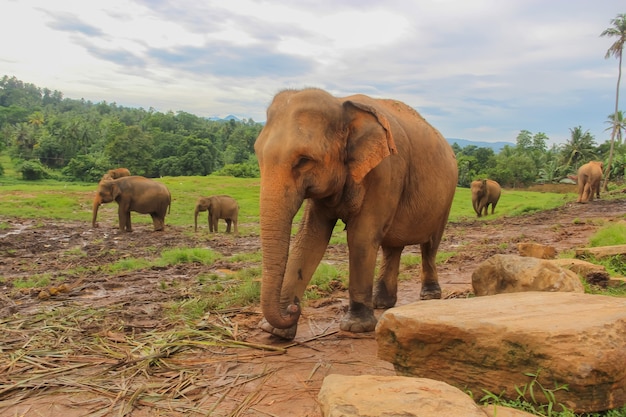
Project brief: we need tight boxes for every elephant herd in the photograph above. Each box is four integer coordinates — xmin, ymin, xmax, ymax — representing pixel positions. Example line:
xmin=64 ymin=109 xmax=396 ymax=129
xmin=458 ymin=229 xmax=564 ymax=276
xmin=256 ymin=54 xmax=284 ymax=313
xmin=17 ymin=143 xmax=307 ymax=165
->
xmin=469 ymin=159 xmax=604 ymax=217
xmin=91 ymin=89 xmax=608 ymax=341
xmin=91 ymin=168 xmax=239 ymax=233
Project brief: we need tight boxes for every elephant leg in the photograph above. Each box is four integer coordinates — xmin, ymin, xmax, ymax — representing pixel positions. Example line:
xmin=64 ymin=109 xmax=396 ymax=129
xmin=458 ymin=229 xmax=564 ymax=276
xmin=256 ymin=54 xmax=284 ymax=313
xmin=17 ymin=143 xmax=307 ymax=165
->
xmin=373 ymin=246 xmax=402 ymax=308
xmin=120 ymin=211 xmax=132 ymax=232
xmin=225 ymin=219 xmax=232 ymax=233
xmin=341 ymin=225 xmax=381 ymax=333
xmin=151 ymin=213 xmax=164 ymax=231
xmin=419 ymin=234 xmax=443 ymax=300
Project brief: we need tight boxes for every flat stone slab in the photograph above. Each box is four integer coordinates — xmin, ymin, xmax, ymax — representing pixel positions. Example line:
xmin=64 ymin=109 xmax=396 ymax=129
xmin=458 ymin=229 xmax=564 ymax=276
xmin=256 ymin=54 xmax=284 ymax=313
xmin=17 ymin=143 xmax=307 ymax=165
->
xmin=376 ymin=292 xmax=626 ymax=413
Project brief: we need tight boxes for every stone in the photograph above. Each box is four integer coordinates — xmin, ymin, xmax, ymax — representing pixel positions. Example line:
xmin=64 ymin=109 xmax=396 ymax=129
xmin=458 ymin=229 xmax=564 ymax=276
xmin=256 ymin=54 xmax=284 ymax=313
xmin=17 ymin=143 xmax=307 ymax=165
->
xmin=575 ymin=244 xmax=626 ymax=259
xmin=551 ymin=258 xmax=610 ymax=287
xmin=318 ymin=374 xmax=530 ymax=417
xmin=472 ymin=254 xmax=584 ymax=296
xmin=608 ymin=276 xmax=626 ymax=288
xmin=376 ymin=292 xmax=626 ymax=413
xmin=517 ymin=242 xmax=557 ymax=259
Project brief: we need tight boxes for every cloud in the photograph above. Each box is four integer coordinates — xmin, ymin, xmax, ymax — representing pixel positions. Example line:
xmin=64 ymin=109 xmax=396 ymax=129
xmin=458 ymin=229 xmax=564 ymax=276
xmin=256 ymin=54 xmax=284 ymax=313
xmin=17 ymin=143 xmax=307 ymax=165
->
xmin=1 ymin=0 xmax=624 ymax=144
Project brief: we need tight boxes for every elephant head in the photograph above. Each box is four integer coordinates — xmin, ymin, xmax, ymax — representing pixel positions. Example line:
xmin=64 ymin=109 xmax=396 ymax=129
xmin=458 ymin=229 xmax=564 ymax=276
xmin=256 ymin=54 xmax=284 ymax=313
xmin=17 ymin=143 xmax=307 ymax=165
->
xmin=194 ymin=197 xmax=212 ymax=232
xmin=92 ymin=180 xmax=120 ymax=227
xmin=254 ymin=89 xmax=397 ymax=330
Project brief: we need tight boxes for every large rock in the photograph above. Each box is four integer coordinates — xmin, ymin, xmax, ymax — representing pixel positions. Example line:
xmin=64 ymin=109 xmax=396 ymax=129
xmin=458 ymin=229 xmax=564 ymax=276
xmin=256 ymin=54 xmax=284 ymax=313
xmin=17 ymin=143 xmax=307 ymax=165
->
xmin=318 ymin=374 xmax=535 ymax=417
xmin=472 ymin=254 xmax=584 ymax=295
xmin=376 ymin=292 xmax=626 ymax=413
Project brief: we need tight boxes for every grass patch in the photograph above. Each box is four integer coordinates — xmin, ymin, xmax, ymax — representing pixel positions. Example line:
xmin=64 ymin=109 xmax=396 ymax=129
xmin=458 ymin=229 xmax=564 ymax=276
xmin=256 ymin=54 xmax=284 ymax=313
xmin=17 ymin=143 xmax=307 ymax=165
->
xmin=589 ymin=222 xmax=626 ymax=247
xmin=158 ymin=247 xmax=220 ymax=266
xmin=108 ymin=258 xmax=151 ymax=273
xmin=305 ymin=262 xmax=347 ymax=300
xmin=12 ymin=275 xmax=51 ymax=288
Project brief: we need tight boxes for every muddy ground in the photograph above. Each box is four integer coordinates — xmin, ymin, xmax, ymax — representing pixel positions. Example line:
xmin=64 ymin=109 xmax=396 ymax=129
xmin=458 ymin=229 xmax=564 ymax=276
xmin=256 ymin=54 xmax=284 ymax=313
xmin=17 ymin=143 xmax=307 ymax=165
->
xmin=1 ymin=193 xmax=625 ymax=417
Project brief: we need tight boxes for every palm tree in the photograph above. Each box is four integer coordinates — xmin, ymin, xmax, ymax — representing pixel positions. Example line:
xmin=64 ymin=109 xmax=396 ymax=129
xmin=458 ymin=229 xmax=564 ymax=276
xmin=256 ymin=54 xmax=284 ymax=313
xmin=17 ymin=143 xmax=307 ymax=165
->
xmin=600 ymin=13 xmax=626 ymax=191
xmin=604 ymin=110 xmax=625 ymax=146
xmin=561 ymin=126 xmax=597 ymax=170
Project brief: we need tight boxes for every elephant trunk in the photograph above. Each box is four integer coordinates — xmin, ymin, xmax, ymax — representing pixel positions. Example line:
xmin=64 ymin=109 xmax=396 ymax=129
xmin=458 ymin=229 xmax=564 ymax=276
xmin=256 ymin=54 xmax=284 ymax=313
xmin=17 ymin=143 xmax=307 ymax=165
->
xmin=92 ymin=195 xmax=101 ymax=227
xmin=259 ymin=186 xmax=303 ymax=330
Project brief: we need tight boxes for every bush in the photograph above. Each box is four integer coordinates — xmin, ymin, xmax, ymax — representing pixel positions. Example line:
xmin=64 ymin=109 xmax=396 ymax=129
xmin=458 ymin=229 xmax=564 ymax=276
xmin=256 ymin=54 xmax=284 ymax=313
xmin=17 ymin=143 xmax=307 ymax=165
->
xmin=17 ymin=160 xmax=49 ymax=180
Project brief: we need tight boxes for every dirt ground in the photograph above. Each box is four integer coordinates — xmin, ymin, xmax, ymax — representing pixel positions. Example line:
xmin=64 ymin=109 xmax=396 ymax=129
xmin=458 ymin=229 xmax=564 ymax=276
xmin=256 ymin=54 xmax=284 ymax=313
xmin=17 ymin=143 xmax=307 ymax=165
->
xmin=1 ymin=192 xmax=625 ymax=417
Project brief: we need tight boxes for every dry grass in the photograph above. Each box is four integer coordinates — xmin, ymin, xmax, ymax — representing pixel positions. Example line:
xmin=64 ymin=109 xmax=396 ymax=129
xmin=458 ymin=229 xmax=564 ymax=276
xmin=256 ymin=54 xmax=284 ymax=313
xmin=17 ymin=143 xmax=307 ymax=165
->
xmin=0 ymin=305 xmax=294 ymax=416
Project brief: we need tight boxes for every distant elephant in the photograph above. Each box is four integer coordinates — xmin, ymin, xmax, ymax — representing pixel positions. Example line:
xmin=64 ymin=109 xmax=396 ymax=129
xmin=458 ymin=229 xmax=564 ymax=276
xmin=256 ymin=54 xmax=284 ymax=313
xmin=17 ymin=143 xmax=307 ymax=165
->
xmin=92 ymin=176 xmax=171 ymax=231
xmin=471 ymin=179 xmax=501 ymax=217
xmin=101 ymin=167 xmax=131 ymax=181
xmin=576 ymin=161 xmax=603 ymax=203
xmin=194 ymin=195 xmax=239 ymax=233
xmin=254 ymin=88 xmax=458 ymax=340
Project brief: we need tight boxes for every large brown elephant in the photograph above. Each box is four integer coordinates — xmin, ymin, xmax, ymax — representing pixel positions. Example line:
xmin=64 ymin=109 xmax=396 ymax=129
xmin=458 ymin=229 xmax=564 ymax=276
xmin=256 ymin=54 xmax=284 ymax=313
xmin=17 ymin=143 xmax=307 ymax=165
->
xmin=194 ymin=195 xmax=239 ymax=233
xmin=576 ymin=161 xmax=603 ymax=203
xmin=92 ymin=176 xmax=171 ymax=231
xmin=101 ymin=167 xmax=131 ymax=181
xmin=470 ymin=179 xmax=501 ymax=217
xmin=254 ymin=88 xmax=458 ymax=340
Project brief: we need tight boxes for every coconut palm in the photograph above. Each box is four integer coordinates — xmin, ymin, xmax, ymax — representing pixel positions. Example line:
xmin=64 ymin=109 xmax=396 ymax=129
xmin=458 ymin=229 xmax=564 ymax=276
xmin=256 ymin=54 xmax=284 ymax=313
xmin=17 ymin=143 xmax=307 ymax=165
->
xmin=604 ymin=110 xmax=625 ymax=146
xmin=561 ymin=126 xmax=597 ymax=170
xmin=600 ymin=13 xmax=626 ymax=191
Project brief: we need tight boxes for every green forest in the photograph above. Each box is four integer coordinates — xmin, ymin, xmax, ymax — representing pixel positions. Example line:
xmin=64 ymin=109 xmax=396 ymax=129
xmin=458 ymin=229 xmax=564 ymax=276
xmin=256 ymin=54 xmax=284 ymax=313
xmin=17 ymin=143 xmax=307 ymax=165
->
xmin=0 ymin=74 xmax=624 ymax=188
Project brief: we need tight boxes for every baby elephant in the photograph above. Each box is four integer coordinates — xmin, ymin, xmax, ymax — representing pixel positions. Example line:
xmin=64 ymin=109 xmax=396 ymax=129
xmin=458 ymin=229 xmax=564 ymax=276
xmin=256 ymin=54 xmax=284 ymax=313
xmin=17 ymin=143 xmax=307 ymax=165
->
xmin=194 ymin=195 xmax=239 ymax=233
xmin=471 ymin=179 xmax=501 ymax=217
xmin=101 ymin=167 xmax=131 ymax=181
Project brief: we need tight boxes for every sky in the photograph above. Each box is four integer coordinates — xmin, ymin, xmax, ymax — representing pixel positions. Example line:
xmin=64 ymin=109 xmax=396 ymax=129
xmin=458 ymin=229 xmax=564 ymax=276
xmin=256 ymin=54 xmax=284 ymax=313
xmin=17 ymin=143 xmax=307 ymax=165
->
xmin=2 ymin=0 xmax=625 ymax=146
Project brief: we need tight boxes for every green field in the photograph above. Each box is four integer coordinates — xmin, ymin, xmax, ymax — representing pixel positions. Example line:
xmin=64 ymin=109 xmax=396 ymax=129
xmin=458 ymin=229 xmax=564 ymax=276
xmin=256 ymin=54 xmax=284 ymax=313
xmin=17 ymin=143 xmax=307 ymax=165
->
xmin=0 ymin=174 xmax=576 ymax=231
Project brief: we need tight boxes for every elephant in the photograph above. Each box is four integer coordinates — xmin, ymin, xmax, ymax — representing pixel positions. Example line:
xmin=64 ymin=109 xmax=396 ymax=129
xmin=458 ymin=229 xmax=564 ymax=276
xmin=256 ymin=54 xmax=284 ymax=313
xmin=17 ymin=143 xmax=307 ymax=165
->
xmin=92 ymin=176 xmax=171 ymax=231
xmin=253 ymin=88 xmax=458 ymax=340
xmin=576 ymin=161 xmax=603 ymax=203
xmin=470 ymin=179 xmax=501 ymax=217
xmin=194 ymin=195 xmax=239 ymax=233
xmin=101 ymin=167 xmax=131 ymax=181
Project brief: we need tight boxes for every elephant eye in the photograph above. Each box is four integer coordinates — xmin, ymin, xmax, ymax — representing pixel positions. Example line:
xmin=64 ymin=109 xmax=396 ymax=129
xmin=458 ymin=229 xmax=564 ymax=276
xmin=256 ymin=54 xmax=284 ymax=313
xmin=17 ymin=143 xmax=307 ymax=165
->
xmin=293 ymin=156 xmax=313 ymax=170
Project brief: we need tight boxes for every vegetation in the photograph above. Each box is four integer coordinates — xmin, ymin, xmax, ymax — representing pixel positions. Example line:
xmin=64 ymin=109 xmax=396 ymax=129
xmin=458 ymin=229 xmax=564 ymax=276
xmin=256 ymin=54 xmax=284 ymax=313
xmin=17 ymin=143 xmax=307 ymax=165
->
xmin=1 ymin=75 xmax=625 ymax=188
xmin=600 ymin=13 xmax=626 ymax=191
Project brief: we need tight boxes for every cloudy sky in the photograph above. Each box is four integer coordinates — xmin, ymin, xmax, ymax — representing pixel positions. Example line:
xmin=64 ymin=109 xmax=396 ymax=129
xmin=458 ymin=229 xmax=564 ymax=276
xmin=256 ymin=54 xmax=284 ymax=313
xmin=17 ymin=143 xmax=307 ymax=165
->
xmin=3 ymin=0 xmax=624 ymax=145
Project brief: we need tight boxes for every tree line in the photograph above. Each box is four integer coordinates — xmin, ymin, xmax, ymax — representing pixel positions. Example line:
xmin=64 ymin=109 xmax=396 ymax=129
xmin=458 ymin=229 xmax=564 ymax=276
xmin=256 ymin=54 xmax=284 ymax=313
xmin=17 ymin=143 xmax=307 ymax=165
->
xmin=0 ymin=75 xmax=624 ymax=187
xmin=0 ymin=75 xmax=262 ymax=182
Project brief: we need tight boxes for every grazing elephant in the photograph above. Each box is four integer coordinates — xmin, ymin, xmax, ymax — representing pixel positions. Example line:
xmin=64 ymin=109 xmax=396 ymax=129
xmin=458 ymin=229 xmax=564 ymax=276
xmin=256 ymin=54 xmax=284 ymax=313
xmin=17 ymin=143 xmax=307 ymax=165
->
xmin=92 ymin=176 xmax=171 ymax=231
xmin=101 ymin=167 xmax=131 ymax=181
xmin=470 ymin=179 xmax=501 ymax=217
xmin=576 ymin=161 xmax=603 ymax=203
xmin=254 ymin=88 xmax=458 ymax=340
xmin=194 ymin=195 xmax=239 ymax=233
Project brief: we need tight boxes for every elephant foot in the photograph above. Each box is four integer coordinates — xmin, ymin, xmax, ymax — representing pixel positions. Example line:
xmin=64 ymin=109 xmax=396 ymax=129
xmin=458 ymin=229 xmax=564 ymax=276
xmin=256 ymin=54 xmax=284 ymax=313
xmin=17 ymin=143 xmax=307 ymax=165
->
xmin=420 ymin=282 xmax=442 ymax=300
xmin=259 ymin=318 xmax=297 ymax=340
xmin=339 ymin=305 xmax=377 ymax=333
xmin=373 ymin=283 xmax=397 ymax=309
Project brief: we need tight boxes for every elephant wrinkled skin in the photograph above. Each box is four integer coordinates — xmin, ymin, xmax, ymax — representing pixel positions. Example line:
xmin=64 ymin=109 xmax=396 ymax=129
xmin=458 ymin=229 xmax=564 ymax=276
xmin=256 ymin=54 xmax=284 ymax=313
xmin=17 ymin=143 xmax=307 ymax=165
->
xmin=194 ymin=195 xmax=239 ymax=233
xmin=92 ymin=176 xmax=171 ymax=231
xmin=577 ymin=161 xmax=603 ymax=203
xmin=470 ymin=179 xmax=501 ymax=217
xmin=254 ymin=88 xmax=458 ymax=340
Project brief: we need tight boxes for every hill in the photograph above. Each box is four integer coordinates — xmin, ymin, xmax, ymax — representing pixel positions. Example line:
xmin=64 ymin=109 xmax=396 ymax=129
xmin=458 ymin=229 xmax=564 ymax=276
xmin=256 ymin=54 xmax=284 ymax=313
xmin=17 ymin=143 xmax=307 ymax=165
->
xmin=446 ymin=138 xmax=513 ymax=152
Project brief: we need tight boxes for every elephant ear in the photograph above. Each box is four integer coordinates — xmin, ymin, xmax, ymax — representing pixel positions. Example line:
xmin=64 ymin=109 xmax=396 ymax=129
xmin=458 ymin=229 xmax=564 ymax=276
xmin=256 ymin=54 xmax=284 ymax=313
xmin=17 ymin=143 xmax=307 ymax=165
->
xmin=343 ymin=100 xmax=398 ymax=184
xmin=110 ymin=182 xmax=122 ymax=199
